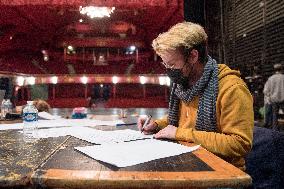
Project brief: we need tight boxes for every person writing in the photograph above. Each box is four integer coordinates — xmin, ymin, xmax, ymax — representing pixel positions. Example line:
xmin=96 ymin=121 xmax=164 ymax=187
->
xmin=138 ymin=22 xmax=254 ymax=170
xmin=16 ymin=99 xmax=50 ymax=113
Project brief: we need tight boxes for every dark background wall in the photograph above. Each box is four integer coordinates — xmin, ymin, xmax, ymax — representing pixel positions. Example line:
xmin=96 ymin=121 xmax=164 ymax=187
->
xmin=223 ymin=0 xmax=284 ymax=118
xmin=185 ymin=0 xmax=284 ymax=119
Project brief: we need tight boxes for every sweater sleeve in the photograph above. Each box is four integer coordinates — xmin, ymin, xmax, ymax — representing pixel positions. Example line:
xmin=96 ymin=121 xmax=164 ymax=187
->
xmin=154 ymin=115 xmax=169 ymax=129
xmin=176 ymin=83 xmax=254 ymax=160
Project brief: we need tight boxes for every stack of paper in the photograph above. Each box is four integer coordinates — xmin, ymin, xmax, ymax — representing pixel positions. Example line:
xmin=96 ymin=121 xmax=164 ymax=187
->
xmin=72 ymin=129 xmax=152 ymax=144
xmin=32 ymin=127 xmax=152 ymax=144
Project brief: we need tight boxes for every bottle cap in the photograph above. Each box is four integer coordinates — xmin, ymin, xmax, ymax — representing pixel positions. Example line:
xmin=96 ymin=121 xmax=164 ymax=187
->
xmin=27 ymin=101 xmax=34 ymax=105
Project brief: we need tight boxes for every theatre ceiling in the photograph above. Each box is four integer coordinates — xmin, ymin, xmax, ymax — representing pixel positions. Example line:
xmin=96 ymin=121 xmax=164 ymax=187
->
xmin=0 ymin=0 xmax=184 ymax=64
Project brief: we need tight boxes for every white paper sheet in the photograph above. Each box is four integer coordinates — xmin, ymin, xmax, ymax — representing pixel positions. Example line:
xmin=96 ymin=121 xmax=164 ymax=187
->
xmin=34 ymin=127 xmax=73 ymax=138
xmin=38 ymin=111 xmax=62 ymax=120
xmin=75 ymin=139 xmax=200 ymax=167
xmin=33 ymin=127 xmax=152 ymax=144
xmin=71 ymin=129 xmax=152 ymax=144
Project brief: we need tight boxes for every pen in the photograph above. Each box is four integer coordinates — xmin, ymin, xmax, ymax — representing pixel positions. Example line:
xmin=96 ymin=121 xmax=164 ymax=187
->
xmin=141 ymin=115 xmax=152 ymax=133
xmin=116 ymin=123 xmax=137 ymax=127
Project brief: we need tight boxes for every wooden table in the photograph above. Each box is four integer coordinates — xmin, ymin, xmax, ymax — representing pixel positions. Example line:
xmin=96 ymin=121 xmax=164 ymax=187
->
xmin=0 ymin=116 xmax=251 ymax=189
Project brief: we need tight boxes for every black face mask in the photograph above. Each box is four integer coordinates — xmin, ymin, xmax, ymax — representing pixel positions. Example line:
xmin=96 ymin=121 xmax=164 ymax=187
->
xmin=166 ymin=68 xmax=189 ymax=87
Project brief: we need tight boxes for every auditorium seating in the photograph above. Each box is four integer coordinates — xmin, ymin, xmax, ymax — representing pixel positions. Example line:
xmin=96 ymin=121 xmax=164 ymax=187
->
xmin=8 ymin=54 xmax=168 ymax=108
xmin=131 ymin=61 xmax=165 ymax=74
xmin=71 ymin=61 xmax=129 ymax=74
xmin=105 ymin=84 xmax=168 ymax=108
xmin=38 ymin=60 xmax=69 ymax=74
xmin=105 ymin=97 xmax=167 ymax=108
xmin=47 ymin=98 xmax=90 ymax=108
xmin=0 ymin=57 xmax=43 ymax=74
xmin=1 ymin=54 xmax=165 ymax=75
xmin=14 ymin=83 xmax=168 ymax=108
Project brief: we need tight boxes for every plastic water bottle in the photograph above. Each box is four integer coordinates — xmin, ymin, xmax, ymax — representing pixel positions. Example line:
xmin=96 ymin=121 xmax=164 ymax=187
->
xmin=6 ymin=99 xmax=13 ymax=114
xmin=1 ymin=99 xmax=8 ymax=119
xmin=23 ymin=101 xmax=38 ymax=142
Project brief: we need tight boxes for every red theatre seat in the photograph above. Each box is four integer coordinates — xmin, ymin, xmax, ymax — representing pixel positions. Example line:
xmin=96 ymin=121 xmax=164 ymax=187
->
xmin=47 ymin=98 xmax=90 ymax=108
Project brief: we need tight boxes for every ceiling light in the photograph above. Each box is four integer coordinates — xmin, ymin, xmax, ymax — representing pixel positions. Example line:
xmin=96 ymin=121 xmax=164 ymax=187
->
xmin=112 ymin=76 xmax=118 ymax=84
xmin=129 ymin=45 xmax=136 ymax=51
xmin=81 ymin=76 xmax=88 ymax=84
xmin=139 ymin=76 xmax=146 ymax=84
xmin=43 ymin=55 xmax=49 ymax=61
xmin=16 ymin=76 xmax=25 ymax=86
xmin=159 ymin=76 xmax=166 ymax=85
xmin=79 ymin=19 xmax=83 ymax=23
xmin=27 ymin=77 xmax=36 ymax=85
xmin=166 ymin=77 xmax=171 ymax=86
xmin=51 ymin=76 xmax=58 ymax=84
xmin=79 ymin=6 xmax=115 ymax=18
xmin=67 ymin=45 xmax=73 ymax=50
xmin=98 ymin=54 xmax=106 ymax=63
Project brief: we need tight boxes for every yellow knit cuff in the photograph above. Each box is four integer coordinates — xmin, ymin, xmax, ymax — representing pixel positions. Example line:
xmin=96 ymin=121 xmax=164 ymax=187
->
xmin=175 ymin=128 xmax=194 ymax=142
xmin=154 ymin=119 xmax=168 ymax=130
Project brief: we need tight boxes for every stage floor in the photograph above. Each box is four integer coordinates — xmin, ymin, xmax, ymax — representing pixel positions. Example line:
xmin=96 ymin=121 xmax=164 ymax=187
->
xmin=50 ymin=107 xmax=168 ymax=120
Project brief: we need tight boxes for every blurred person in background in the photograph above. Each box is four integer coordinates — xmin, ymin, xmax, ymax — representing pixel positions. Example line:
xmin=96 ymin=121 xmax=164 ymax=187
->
xmin=262 ymin=93 xmax=273 ymax=129
xmin=263 ymin=63 xmax=284 ymax=131
xmin=16 ymin=99 xmax=50 ymax=113
xmin=33 ymin=99 xmax=51 ymax=112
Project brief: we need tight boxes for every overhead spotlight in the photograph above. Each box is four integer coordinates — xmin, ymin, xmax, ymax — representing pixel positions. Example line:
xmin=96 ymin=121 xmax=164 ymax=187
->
xmin=42 ymin=50 xmax=49 ymax=62
xmin=43 ymin=55 xmax=49 ymax=62
xmin=129 ymin=45 xmax=136 ymax=51
xmin=67 ymin=45 xmax=74 ymax=51
xmin=67 ymin=45 xmax=76 ymax=54
xmin=126 ymin=45 xmax=136 ymax=55
xmin=98 ymin=54 xmax=106 ymax=63
xmin=79 ymin=19 xmax=83 ymax=23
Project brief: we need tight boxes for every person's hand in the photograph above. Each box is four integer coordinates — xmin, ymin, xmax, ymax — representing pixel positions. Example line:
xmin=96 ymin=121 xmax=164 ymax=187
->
xmin=154 ymin=125 xmax=177 ymax=140
xmin=137 ymin=116 xmax=158 ymax=135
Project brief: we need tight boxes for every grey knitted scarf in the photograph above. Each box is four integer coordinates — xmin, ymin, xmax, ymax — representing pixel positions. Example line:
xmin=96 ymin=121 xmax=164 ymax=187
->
xmin=168 ymin=56 xmax=219 ymax=132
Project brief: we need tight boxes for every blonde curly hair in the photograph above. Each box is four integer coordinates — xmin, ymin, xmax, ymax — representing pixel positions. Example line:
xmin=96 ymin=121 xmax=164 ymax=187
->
xmin=152 ymin=22 xmax=208 ymax=58
xmin=33 ymin=99 xmax=50 ymax=112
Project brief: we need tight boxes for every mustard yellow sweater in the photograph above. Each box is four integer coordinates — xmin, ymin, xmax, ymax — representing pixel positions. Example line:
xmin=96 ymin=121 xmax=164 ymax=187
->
xmin=155 ymin=64 xmax=254 ymax=170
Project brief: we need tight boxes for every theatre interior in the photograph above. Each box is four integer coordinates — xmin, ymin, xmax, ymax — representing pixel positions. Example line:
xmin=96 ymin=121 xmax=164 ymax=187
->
xmin=0 ymin=0 xmax=283 ymax=189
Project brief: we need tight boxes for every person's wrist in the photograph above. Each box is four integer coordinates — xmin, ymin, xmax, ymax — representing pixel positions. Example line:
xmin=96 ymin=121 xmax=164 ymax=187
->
xmin=153 ymin=121 xmax=160 ymax=132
